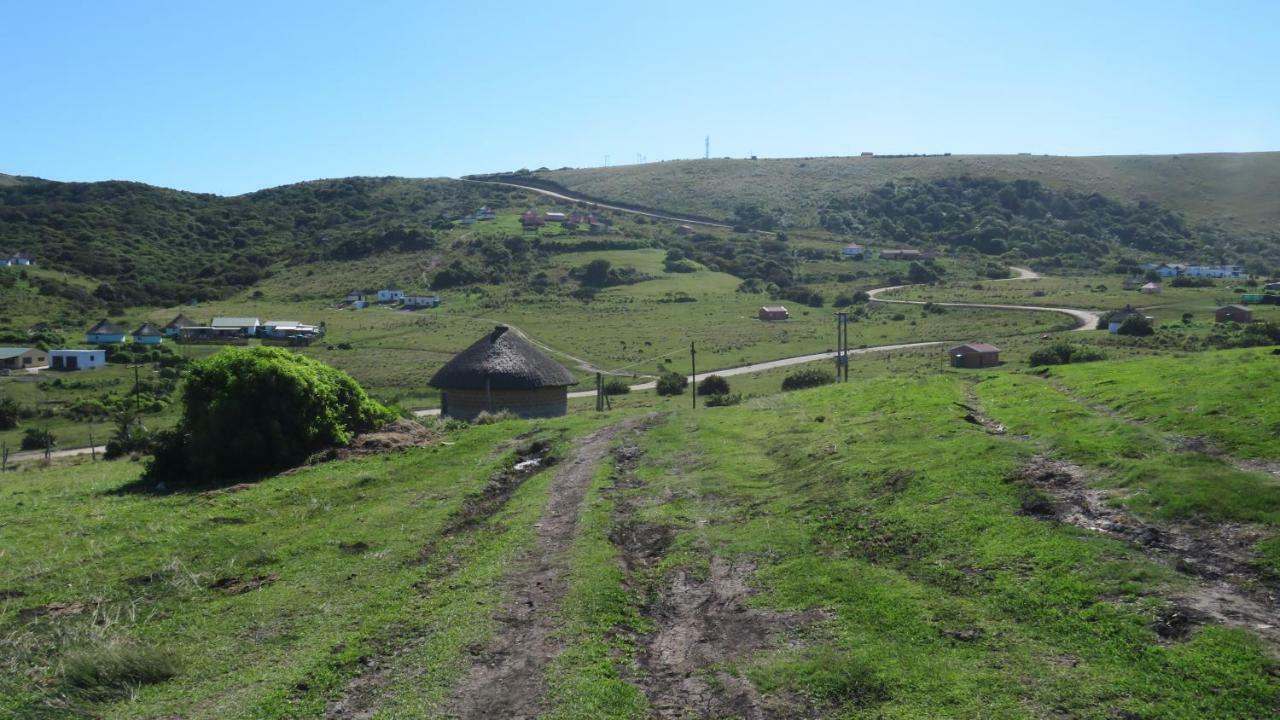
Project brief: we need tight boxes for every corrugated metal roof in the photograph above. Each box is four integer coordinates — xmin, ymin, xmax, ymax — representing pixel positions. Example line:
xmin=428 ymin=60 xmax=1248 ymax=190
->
xmin=0 ymin=347 xmax=33 ymax=360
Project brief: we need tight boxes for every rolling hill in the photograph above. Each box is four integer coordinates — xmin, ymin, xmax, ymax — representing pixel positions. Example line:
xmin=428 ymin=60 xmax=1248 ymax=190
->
xmin=505 ymin=152 xmax=1280 ymax=236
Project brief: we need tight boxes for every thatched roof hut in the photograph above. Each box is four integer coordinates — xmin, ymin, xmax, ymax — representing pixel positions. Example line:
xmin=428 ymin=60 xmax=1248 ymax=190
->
xmin=430 ymin=325 xmax=576 ymax=420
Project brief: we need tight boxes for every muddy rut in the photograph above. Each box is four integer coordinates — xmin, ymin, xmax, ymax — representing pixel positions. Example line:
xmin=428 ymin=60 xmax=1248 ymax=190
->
xmin=609 ymin=441 xmax=823 ymax=719
xmin=447 ymin=417 xmax=650 ymax=719
xmin=1016 ymin=455 xmax=1280 ymax=646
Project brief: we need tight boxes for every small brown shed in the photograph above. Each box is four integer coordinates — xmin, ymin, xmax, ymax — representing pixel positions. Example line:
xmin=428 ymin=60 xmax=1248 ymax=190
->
xmin=1215 ymin=304 xmax=1253 ymax=323
xmin=758 ymin=306 xmax=790 ymax=321
xmin=429 ymin=325 xmax=577 ymax=421
xmin=949 ymin=343 xmax=1001 ymax=368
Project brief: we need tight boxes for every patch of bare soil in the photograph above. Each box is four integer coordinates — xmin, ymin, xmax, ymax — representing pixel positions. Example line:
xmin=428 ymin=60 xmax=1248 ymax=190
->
xmin=1174 ymin=434 xmax=1280 ymax=478
xmin=447 ymin=417 xmax=652 ymax=720
xmin=956 ymin=399 xmax=1006 ymax=435
xmin=312 ymin=418 xmax=439 ymax=463
xmin=1015 ymin=456 xmax=1280 ymax=646
xmin=18 ymin=600 xmax=89 ymax=621
xmin=609 ymin=439 xmax=822 ymax=719
xmin=208 ymin=573 xmax=279 ymax=596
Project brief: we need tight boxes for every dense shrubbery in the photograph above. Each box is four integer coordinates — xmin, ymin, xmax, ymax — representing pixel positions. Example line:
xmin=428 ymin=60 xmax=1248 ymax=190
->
xmin=571 ymin=259 xmax=651 ymax=287
xmin=20 ymin=428 xmax=54 ymax=451
xmin=0 ymin=397 xmax=19 ymax=430
xmin=781 ymin=367 xmax=835 ymax=391
xmin=1029 ymin=342 xmax=1106 ymax=367
xmin=816 ymin=176 xmax=1243 ymax=270
xmin=697 ymin=375 xmax=730 ymax=396
xmin=1117 ymin=316 xmax=1155 ymax=336
xmin=655 ymin=372 xmax=688 ymax=396
xmin=602 ymin=378 xmax=631 ymax=395
xmin=146 ymin=347 xmax=393 ymax=483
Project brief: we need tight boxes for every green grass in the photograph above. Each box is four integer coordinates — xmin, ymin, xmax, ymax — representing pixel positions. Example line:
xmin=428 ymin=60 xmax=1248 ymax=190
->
xmin=1047 ymin=347 xmax=1280 ymax=460
xmin=886 ymin=274 xmax=1279 ymax=325
xmin=0 ymin=413 xmax=613 ymax=718
xmin=554 ymin=375 xmax=1278 ymax=717
xmin=5 ymin=354 xmax=1280 ymax=717
xmin=976 ymin=372 xmax=1280 ymax=530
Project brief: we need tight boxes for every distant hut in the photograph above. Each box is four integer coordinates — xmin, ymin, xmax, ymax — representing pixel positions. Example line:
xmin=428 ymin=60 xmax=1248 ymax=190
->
xmin=1140 ymin=282 xmax=1162 ymax=294
xmin=1215 ymin=304 xmax=1253 ymax=323
xmin=163 ymin=314 xmax=197 ymax=337
xmin=758 ymin=306 xmax=790 ymax=321
xmin=133 ymin=323 xmax=165 ymax=345
xmin=948 ymin=343 xmax=1000 ymax=368
xmin=430 ymin=325 xmax=576 ymax=420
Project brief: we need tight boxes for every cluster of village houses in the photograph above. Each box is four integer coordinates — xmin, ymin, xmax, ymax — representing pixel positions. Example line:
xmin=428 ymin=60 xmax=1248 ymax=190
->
xmin=521 ymin=210 xmax=608 ymax=234
xmin=840 ymin=244 xmax=938 ymax=261
xmin=0 ymin=315 xmax=327 ymax=374
xmin=0 ymin=253 xmax=34 ymax=267
xmin=341 ymin=289 xmax=440 ymax=309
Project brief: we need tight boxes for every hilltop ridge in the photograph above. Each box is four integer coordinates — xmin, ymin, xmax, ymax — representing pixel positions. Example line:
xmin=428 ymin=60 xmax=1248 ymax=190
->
xmin=512 ymin=152 xmax=1280 ymax=235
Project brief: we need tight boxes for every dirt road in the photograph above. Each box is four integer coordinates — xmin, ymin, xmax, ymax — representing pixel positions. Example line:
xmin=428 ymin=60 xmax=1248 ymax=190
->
xmin=461 ymin=178 xmax=736 ymax=230
xmin=448 ymin=417 xmax=652 ymax=719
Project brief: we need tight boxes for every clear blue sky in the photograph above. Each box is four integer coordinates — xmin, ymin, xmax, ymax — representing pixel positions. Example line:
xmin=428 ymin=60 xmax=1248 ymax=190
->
xmin=3 ymin=0 xmax=1277 ymax=195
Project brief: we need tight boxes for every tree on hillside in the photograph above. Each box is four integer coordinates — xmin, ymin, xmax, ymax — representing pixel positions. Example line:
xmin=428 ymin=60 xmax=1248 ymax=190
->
xmin=147 ymin=347 xmax=393 ymax=484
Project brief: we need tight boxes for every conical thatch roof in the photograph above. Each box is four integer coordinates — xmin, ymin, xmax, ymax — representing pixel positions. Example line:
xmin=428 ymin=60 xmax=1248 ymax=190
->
xmin=134 ymin=322 xmax=163 ymax=337
xmin=430 ymin=325 xmax=576 ymax=390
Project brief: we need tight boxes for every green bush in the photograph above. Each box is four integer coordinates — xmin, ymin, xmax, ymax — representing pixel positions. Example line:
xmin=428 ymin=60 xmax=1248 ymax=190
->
xmin=0 ymin=397 xmax=19 ymax=430
xmin=1028 ymin=342 xmax=1106 ymax=367
xmin=602 ymin=378 xmax=632 ymax=395
xmin=655 ymin=372 xmax=688 ymax=396
xmin=147 ymin=347 xmax=393 ymax=483
xmin=781 ymin=367 xmax=835 ymax=391
xmin=1117 ymin=316 xmax=1155 ymax=336
xmin=703 ymin=393 xmax=742 ymax=407
xmin=697 ymin=374 xmax=730 ymax=396
xmin=20 ymin=427 xmax=54 ymax=451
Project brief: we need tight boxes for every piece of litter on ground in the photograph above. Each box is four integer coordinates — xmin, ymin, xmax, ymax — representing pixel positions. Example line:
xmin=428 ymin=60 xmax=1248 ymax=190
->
xmin=514 ymin=458 xmax=542 ymax=471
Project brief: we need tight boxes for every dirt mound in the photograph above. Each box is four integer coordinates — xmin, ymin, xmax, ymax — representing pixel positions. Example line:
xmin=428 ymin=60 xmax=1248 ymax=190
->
xmin=303 ymin=418 xmax=438 ymax=465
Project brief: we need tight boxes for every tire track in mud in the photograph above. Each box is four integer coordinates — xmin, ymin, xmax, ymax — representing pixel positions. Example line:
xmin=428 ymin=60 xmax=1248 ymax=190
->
xmin=446 ymin=416 xmax=654 ymax=720
xmin=1013 ymin=455 xmax=1280 ymax=647
xmin=324 ymin=438 xmax=558 ymax=720
xmin=608 ymin=439 xmax=825 ymax=719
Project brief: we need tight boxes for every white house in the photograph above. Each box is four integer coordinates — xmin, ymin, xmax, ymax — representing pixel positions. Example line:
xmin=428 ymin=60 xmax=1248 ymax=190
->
xmin=261 ymin=320 xmax=323 ymax=338
xmin=345 ymin=291 xmax=367 ymax=303
xmin=377 ymin=289 xmax=405 ymax=303
xmin=841 ymin=243 xmax=866 ymax=259
xmin=475 ymin=206 xmax=496 ymax=220
xmin=50 ymin=349 xmax=107 ymax=371
xmin=1266 ymin=281 xmax=1280 ymax=291
xmin=1 ymin=253 xmax=34 ymax=267
xmin=1183 ymin=265 xmax=1244 ymax=279
xmin=210 ymin=317 xmax=261 ymax=336
xmin=403 ymin=295 xmax=441 ymax=308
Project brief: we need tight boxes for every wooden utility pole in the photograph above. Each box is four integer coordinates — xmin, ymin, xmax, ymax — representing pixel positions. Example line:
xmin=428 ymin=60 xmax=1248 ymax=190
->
xmin=690 ymin=342 xmax=697 ymax=409
xmin=89 ymin=432 xmax=96 ymax=462
xmin=2 ymin=443 xmax=8 ymax=473
xmin=595 ymin=372 xmax=604 ymax=412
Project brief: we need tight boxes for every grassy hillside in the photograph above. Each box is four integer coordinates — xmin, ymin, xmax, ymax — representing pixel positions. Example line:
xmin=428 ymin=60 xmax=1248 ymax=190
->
xmin=0 ymin=176 xmax=526 ymax=309
xmin=523 ymin=153 xmax=1280 ymax=236
xmin=4 ymin=350 xmax=1279 ymax=717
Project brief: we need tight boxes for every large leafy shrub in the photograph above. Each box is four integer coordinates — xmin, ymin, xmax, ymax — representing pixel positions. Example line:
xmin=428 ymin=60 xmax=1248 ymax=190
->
xmin=655 ymin=372 xmax=688 ymax=396
xmin=147 ymin=347 xmax=392 ymax=483
xmin=1029 ymin=342 xmax=1106 ymax=367
xmin=781 ymin=367 xmax=835 ymax=391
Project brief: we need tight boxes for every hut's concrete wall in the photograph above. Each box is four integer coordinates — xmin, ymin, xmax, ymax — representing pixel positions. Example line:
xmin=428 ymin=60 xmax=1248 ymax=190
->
xmin=441 ymin=386 xmax=569 ymax=421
